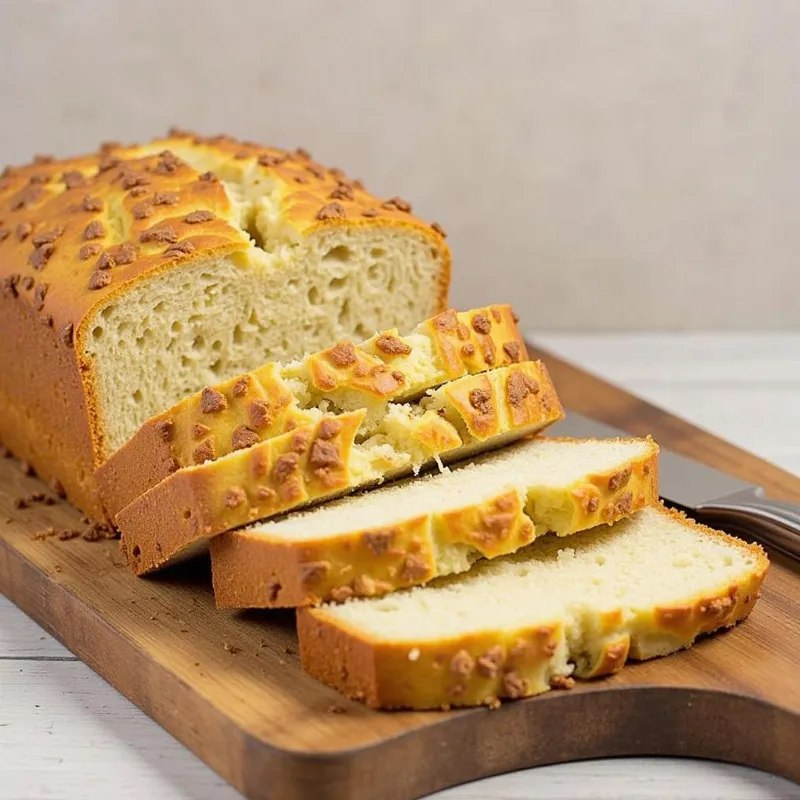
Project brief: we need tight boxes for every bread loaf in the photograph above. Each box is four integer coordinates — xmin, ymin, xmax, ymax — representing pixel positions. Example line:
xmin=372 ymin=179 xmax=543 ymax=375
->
xmin=211 ymin=436 xmax=659 ymax=608
xmin=116 ymin=361 xmax=563 ymax=575
xmin=298 ymin=505 xmax=768 ymax=709
xmin=0 ymin=131 xmax=450 ymax=519
xmin=95 ymin=304 xmax=525 ymax=519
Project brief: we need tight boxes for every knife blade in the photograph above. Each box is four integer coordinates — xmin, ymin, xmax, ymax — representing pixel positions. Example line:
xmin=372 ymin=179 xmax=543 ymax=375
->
xmin=547 ymin=411 xmax=800 ymax=560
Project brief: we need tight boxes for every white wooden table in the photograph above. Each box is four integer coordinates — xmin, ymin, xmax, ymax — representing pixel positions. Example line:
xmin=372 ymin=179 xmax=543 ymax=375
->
xmin=1 ymin=333 xmax=799 ymax=800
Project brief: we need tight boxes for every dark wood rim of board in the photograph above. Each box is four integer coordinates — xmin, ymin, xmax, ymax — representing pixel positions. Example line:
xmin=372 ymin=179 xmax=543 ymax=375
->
xmin=237 ymin=686 xmax=800 ymax=798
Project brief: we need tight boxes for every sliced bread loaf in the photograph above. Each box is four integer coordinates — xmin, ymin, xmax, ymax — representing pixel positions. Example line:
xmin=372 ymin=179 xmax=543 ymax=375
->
xmin=117 ymin=361 xmax=563 ymax=575
xmin=96 ymin=305 xmax=526 ymax=519
xmin=211 ymin=436 xmax=659 ymax=609
xmin=298 ymin=505 xmax=768 ymax=709
xmin=0 ymin=131 xmax=449 ymax=520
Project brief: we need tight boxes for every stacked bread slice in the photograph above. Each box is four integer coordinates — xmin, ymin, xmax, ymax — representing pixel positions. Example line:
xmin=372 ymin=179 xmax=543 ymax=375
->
xmin=98 ymin=303 xmax=769 ymax=710
xmin=103 ymin=305 xmax=571 ymax=573
xmin=210 ymin=436 xmax=660 ymax=608
xmin=299 ymin=506 xmax=767 ymax=709
xmin=96 ymin=305 xmax=528 ymax=519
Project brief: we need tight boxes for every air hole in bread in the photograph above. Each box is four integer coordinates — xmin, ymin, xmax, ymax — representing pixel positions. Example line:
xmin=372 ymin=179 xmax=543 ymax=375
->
xmin=183 ymin=509 xmax=191 ymax=520
xmin=328 ymin=276 xmax=348 ymax=292
xmin=171 ymin=321 xmax=183 ymax=335
xmin=370 ymin=248 xmax=386 ymax=259
xmin=210 ymin=359 xmax=223 ymax=376
xmin=233 ymin=325 xmax=244 ymax=345
xmin=132 ymin=389 xmax=143 ymax=404
xmin=192 ymin=335 xmax=206 ymax=351
xmin=338 ymin=299 xmax=351 ymax=326
xmin=132 ymin=545 xmax=141 ymax=559
xmin=243 ymin=211 xmax=267 ymax=251
xmin=307 ymin=286 xmax=322 ymax=306
xmin=92 ymin=326 xmax=104 ymax=340
xmin=323 ymin=245 xmax=353 ymax=263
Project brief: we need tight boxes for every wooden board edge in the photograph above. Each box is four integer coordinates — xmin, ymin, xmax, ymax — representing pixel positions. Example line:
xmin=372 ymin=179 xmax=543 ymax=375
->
xmin=529 ymin=344 xmax=800 ymax=502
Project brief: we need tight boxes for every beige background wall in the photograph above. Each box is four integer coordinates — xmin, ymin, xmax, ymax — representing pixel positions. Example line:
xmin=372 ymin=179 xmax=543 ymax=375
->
xmin=1 ymin=0 xmax=797 ymax=329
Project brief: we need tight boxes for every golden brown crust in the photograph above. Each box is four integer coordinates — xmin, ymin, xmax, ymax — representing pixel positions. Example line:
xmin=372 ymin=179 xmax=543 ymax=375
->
xmin=95 ymin=362 xmax=311 ymax=520
xmin=117 ymin=410 xmax=365 ymax=574
xmin=418 ymin=306 xmax=526 ymax=379
xmin=0 ymin=131 xmax=451 ymax=520
xmin=298 ymin=507 xmax=770 ymax=709
xmin=297 ymin=613 xmax=571 ymax=709
xmin=95 ymin=305 xmax=527 ymax=519
xmin=210 ymin=437 xmax=657 ymax=609
xmin=117 ymin=363 xmax=563 ymax=576
xmin=436 ymin=359 xmax=562 ymax=442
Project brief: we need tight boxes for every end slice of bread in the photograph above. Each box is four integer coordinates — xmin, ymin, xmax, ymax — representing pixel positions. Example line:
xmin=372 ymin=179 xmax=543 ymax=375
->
xmin=96 ymin=304 xmax=526 ymax=519
xmin=297 ymin=505 xmax=768 ymax=709
xmin=210 ymin=436 xmax=659 ymax=609
xmin=116 ymin=361 xmax=563 ymax=575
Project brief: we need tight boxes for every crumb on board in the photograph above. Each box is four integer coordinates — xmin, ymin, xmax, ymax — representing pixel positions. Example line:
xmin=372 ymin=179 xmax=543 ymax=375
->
xmin=31 ymin=520 xmax=119 ymax=543
xmin=224 ymin=643 xmax=241 ymax=655
xmin=327 ymin=704 xmax=347 ymax=715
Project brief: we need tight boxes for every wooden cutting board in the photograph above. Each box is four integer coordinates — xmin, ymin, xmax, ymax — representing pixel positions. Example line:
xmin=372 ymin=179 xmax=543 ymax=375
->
xmin=0 ymin=347 xmax=798 ymax=800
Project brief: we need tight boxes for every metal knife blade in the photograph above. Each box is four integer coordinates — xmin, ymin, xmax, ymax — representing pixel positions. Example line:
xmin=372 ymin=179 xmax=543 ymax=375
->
xmin=547 ymin=411 xmax=800 ymax=559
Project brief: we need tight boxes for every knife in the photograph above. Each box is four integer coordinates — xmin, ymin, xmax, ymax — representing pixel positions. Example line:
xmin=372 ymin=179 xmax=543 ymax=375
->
xmin=547 ymin=411 xmax=800 ymax=561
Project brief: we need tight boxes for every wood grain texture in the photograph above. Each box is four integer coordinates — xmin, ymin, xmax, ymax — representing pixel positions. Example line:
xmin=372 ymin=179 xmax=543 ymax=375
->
xmin=1 ymin=346 xmax=799 ymax=800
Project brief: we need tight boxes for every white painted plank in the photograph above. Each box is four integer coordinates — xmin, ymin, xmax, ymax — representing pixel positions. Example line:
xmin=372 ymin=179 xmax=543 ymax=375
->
xmin=530 ymin=332 xmax=800 ymax=386
xmin=436 ymin=760 xmax=800 ymax=800
xmin=0 ymin=661 xmax=239 ymax=800
xmin=0 ymin=596 xmax=76 ymax=660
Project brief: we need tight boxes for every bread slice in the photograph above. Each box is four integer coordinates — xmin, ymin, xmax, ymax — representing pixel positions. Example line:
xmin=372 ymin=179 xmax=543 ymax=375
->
xmin=211 ymin=436 xmax=659 ymax=609
xmin=0 ymin=131 xmax=449 ymax=520
xmin=96 ymin=305 xmax=526 ymax=519
xmin=298 ymin=505 xmax=768 ymax=709
xmin=117 ymin=361 xmax=563 ymax=575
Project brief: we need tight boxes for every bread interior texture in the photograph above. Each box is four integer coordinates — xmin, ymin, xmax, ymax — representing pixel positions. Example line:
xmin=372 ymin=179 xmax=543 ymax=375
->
xmin=324 ymin=506 xmax=762 ymax=665
xmin=83 ymin=146 xmax=444 ymax=458
xmin=251 ymin=438 xmax=653 ymax=574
